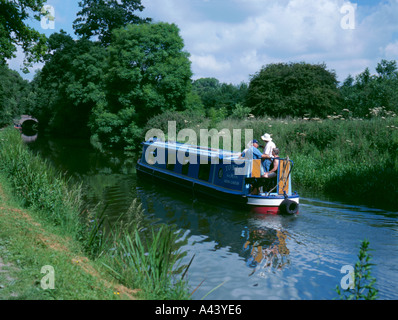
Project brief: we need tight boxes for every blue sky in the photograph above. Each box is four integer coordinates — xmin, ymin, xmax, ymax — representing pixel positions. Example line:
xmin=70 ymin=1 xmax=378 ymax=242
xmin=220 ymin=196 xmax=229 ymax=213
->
xmin=8 ymin=0 xmax=398 ymax=84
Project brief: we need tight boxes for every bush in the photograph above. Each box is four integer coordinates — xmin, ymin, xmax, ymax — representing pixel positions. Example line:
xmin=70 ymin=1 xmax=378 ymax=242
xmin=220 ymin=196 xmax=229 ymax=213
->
xmin=230 ymin=103 xmax=252 ymax=119
xmin=246 ymin=62 xmax=342 ymax=118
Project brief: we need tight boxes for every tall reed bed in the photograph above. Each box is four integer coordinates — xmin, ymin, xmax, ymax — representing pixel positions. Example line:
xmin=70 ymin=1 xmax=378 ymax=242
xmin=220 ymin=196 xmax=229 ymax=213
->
xmin=88 ymin=200 xmax=191 ymax=300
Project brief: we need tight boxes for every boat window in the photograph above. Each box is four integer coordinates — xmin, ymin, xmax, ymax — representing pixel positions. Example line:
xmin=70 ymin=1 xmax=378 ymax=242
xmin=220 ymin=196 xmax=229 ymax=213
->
xmin=166 ymin=151 xmax=176 ymax=171
xmin=198 ymin=163 xmax=211 ymax=181
xmin=218 ymin=168 xmax=223 ymax=179
xmin=166 ymin=162 xmax=175 ymax=171
xmin=182 ymin=160 xmax=190 ymax=175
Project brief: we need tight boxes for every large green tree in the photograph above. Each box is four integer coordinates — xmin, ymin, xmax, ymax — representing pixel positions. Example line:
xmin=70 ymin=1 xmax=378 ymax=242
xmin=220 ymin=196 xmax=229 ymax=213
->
xmin=30 ymin=31 xmax=107 ymax=137
xmin=0 ymin=64 xmax=30 ymax=127
xmin=340 ymin=60 xmax=398 ymax=117
xmin=89 ymin=22 xmax=192 ymax=150
xmin=192 ymin=78 xmax=248 ymax=112
xmin=246 ymin=62 xmax=342 ymax=118
xmin=73 ymin=0 xmax=151 ymax=45
xmin=0 ymin=0 xmax=47 ymax=70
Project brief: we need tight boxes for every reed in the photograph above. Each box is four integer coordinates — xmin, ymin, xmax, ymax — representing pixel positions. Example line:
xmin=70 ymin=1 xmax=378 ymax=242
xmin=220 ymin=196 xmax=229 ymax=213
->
xmin=99 ymin=201 xmax=191 ymax=300
xmin=0 ymin=127 xmax=82 ymax=236
xmin=105 ymin=225 xmax=189 ymax=299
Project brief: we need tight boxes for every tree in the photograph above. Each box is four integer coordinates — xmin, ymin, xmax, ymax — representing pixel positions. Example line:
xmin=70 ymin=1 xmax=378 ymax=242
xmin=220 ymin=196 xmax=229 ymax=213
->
xmin=0 ymin=0 xmax=47 ymax=70
xmin=376 ymin=59 xmax=398 ymax=80
xmin=73 ymin=0 xmax=151 ymax=45
xmin=340 ymin=60 xmax=398 ymax=117
xmin=89 ymin=22 xmax=193 ymax=150
xmin=192 ymin=78 xmax=248 ymax=116
xmin=246 ymin=62 xmax=342 ymax=118
xmin=106 ymin=22 xmax=192 ymax=118
xmin=30 ymin=31 xmax=108 ymax=137
xmin=0 ymin=64 xmax=30 ymax=127
xmin=192 ymin=78 xmax=221 ymax=110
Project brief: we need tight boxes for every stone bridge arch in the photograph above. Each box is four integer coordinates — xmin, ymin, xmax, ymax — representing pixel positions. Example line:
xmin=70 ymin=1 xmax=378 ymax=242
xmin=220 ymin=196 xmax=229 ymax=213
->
xmin=17 ymin=115 xmax=38 ymax=126
xmin=14 ymin=115 xmax=39 ymax=142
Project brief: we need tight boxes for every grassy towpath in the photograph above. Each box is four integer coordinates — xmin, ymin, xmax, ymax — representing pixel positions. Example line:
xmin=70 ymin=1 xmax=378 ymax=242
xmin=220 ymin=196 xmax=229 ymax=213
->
xmin=0 ymin=128 xmax=191 ymax=300
xmin=0 ymin=179 xmax=137 ymax=300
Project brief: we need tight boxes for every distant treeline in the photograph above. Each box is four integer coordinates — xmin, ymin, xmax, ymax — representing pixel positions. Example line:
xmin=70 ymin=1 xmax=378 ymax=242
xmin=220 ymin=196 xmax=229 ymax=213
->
xmin=1 ymin=0 xmax=398 ymax=153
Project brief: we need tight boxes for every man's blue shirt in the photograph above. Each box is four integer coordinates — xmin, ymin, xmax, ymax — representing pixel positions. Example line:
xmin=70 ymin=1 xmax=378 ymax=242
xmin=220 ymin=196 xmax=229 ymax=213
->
xmin=242 ymin=146 xmax=263 ymax=159
xmin=251 ymin=147 xmax=263 ymax=159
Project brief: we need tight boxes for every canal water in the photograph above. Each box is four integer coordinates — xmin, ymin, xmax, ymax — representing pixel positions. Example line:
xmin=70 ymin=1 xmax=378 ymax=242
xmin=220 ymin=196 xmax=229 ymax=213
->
xmin=27 ymin=135 xmax=398 ymax=300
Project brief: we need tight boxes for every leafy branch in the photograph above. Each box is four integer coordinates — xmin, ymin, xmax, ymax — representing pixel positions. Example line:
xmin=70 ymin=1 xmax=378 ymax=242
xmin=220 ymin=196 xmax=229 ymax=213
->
xmin=336 ymin=239 xmax=378 ymax=300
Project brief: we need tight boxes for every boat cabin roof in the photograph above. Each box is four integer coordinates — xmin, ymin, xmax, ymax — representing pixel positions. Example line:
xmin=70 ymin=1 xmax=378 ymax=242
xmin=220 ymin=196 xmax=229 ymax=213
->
xmin=143 ymin=139 xmax=241 ymax=161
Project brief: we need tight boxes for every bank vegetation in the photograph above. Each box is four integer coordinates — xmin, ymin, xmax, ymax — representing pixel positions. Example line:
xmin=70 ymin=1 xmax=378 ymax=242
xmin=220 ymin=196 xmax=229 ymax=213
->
xmin=0 ymin=128 xmax=191 ymax=300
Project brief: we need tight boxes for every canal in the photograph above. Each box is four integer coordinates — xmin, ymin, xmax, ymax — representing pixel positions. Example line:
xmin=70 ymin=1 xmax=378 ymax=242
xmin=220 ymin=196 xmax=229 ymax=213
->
xmin=27 ymin=135 xmax=398 ymax=300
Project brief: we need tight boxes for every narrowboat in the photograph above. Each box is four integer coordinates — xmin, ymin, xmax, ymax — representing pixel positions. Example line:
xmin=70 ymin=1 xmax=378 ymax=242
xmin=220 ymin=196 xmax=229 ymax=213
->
xmin=136 ymin=139 xmax=299 ymax=215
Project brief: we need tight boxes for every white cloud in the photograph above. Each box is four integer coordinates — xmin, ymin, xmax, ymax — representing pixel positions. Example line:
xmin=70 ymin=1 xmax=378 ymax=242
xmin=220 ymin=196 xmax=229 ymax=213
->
xmin=143 ymin=0 xmax=372 ymax=83
xmin=190 ymin=54 xmax=231 ymax=72
xmin=384 ymin=41 xmax=398 ymax=58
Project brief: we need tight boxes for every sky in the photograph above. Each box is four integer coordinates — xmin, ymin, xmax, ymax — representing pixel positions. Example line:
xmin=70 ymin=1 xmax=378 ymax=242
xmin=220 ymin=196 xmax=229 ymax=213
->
xmin=7 ymin=0 xmax=398 ymax=85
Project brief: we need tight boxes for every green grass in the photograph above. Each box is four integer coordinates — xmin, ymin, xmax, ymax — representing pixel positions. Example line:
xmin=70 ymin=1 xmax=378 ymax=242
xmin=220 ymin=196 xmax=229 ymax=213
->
xmin=104 ymin=225 xmax=191 ymax=300
xmin=0 ymin=174 xmax=122 ymax=300
xmin=0 ymin=127 xmax=191 ymax=300
xmin=85 ymin=200 xmax=192 ymax=300
xmin=0 ymin=128 xmax=82 ymax=237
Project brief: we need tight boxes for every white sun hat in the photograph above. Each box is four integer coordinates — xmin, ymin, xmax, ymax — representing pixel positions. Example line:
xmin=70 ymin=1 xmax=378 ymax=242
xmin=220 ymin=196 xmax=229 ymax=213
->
xmin=261 ymin=133 xmax=272 ymax=141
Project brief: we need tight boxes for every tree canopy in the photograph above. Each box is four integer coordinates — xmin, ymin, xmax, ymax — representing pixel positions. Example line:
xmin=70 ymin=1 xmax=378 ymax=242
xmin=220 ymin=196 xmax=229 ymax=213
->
xmin=246 ymin=62 xmax=342 ymax=118
xmin=340 ymin=60 xmax=398 ymax=117
xmin=191 ymin=77 xmax=248 ymax=121
xmin=30 ymin=31 xmax=107 ymax=137
xmin=89 ymin=22 xmax=193 ymax=149
xmin=0 ymin=0 xmax=47 ymax=70
xmin=0 ymin=64 xmax=30 ymax=127
xmin=73 ymin=0 xmax=151 ymax=45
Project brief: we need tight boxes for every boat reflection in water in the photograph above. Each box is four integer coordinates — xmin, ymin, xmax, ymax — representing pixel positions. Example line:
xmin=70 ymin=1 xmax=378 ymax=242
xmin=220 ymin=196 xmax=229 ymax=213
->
xmin=136 ymin=175 xmax=294 ymax=281
xmin=241 ymin=225 xmax=291 ymax=274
